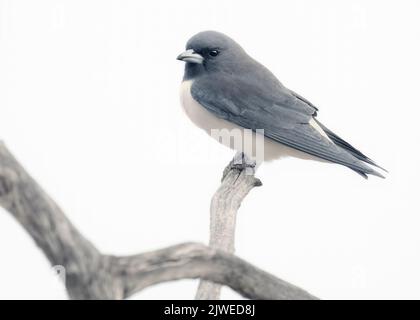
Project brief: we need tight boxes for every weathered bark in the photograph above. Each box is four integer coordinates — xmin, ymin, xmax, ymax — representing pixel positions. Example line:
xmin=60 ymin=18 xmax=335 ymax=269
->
xmin=0 ymin=142 xmax=317 ymax=300
xmin=196 ymin=152 xmax=262 ymax=299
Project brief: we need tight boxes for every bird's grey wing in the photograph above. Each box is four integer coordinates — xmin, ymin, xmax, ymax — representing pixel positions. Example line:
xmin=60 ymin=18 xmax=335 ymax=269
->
xmin=191 ymin=76 xmax=383 ymax=178
xmin=288 ymin=89 xmax=318 ymax=114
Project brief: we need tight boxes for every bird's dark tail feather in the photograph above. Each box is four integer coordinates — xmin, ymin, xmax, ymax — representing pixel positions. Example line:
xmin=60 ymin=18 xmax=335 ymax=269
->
xmin=314 ymin=119 xmax=387 ymax=178
xmin=353 ymin=167 xmax=385 ymax=179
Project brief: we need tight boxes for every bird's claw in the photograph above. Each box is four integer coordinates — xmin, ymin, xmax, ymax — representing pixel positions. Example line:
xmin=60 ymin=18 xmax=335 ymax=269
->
xmin=222 ymin=152 xmax=257 ymax=180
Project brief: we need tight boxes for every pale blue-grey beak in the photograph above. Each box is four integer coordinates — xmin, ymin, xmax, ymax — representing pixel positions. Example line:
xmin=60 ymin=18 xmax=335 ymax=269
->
xmin=177 ymin=49 xmax=204 ymax=64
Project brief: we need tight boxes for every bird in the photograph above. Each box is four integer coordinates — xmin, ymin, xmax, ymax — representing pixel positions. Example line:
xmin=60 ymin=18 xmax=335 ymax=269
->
xmin=177 ymin=31 xmax=386 ymax=178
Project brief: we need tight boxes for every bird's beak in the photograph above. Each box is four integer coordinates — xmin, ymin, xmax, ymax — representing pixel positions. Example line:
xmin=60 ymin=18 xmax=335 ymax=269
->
xmin=177 ymin=49 xmax=204 ymax=64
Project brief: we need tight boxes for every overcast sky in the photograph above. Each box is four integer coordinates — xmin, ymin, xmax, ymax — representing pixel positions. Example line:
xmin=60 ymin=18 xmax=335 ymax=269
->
xmin=0 ymin=0 xmax=419 ymax=299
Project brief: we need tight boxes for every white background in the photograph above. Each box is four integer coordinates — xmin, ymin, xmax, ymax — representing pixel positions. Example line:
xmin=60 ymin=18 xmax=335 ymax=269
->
xmin=0 ymin=0 xmax=419 ymax=299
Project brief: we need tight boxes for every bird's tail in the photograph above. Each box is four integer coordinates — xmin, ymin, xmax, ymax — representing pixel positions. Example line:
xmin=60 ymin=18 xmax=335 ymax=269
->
xmin=314 ymin=119 xmax=387 ymax=179
xmin=351 ymin=165 xmax=385 ymax=179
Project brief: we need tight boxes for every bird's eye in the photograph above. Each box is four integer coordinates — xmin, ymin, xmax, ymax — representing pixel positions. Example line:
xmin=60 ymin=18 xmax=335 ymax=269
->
xmin=209 ymin=50 xmax=219 ymax=57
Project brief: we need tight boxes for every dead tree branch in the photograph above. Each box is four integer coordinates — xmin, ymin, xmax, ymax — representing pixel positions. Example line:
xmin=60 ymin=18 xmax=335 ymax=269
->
xmin=196 ymin=152 xmax=262 ymax=299
xmin=0 ymin=141 xmax=317 ymax=300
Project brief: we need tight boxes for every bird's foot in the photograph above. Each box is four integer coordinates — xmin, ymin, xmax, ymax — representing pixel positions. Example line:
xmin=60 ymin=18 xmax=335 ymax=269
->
xmin=222 ymin=152 xmax=257 ymax=180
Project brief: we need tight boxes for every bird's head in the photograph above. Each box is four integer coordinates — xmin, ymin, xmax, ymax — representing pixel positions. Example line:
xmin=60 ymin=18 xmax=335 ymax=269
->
xmin=177 ymin=31 xmax=248 ymax=80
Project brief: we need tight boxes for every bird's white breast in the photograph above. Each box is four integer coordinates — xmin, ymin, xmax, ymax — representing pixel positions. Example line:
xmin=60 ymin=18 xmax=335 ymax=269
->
xmin=179 ymin=80 xmax=326 ymax=163
xmin=180 ymin=80 xmax=240 ymax=136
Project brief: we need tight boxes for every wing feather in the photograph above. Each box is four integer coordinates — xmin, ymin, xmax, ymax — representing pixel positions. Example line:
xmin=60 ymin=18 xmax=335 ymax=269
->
xmin=191 ymin=75 xmax=384 ymax=178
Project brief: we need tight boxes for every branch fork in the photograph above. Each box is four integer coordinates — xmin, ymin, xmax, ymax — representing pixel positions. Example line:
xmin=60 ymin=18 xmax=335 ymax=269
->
xmin=0 ymin=142 xmax=316 ymax=300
